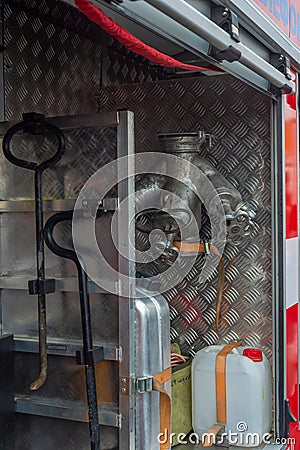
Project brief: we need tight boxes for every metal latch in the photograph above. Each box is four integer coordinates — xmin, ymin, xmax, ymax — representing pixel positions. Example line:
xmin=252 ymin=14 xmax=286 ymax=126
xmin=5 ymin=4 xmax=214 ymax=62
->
xmin=136 ymin=376 xmax=153 ymax=393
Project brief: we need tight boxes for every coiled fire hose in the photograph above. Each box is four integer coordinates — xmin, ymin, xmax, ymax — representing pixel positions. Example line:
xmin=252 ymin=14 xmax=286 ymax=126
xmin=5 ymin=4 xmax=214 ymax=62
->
xmin=2 ymin=113 xmax=65 ymax=390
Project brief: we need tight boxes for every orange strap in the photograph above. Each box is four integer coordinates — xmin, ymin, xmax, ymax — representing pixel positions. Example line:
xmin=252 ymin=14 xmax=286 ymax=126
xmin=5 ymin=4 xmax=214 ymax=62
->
xmin=173 ymin=241 xmax=220 ymax=256
xmin=216 ymin=342 xmax=242 ymax=423
xmin=173 ymin=241 xmax=224 ymax=331
xmin=153 ymin=367 xmax=172 ymax=450
xmin=203 ymin=342 xmax=242 ymax=448
xmin=203 ymin=423 xmax=225 ymax=448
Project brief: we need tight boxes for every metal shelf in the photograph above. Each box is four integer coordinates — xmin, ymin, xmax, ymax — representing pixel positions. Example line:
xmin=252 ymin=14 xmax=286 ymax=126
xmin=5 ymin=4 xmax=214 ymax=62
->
xmin=0 ymin=276 xmax=118 ymax=294
xmin=15 ymin=396 xmax=121 ymax=428
xmin=0 ymin=198 xmax=118 ymax=213
xmin=14 ymin=337 xmax=121 ymax=361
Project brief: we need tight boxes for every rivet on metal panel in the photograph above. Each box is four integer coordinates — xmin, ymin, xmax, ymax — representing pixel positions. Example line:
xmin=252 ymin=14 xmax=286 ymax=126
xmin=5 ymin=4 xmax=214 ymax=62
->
xmin=120 ymin=377 xmax=133 ymax=395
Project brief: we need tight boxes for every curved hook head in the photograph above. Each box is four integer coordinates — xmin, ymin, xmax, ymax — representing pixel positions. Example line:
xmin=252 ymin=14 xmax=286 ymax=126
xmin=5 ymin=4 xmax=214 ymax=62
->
xmin=2 ymin=112 xmax=65 ymax=172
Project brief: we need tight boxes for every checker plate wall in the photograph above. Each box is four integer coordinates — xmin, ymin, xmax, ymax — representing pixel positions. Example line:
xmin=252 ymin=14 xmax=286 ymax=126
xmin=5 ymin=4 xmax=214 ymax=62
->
xmin=3 ymin=0 xmax=167 ymax=122
xmin=3 ymin=1 xmax=102 ymax=119
xmin=1 ymin=0 xmax=272 ymax=448
xmin=98 ymin=76 xmax=272 ymax=360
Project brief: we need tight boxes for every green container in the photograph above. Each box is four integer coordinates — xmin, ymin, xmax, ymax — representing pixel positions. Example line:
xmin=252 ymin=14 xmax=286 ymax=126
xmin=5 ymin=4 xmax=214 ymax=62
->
xmin=171 ymin=359 xmax=192 ymax=446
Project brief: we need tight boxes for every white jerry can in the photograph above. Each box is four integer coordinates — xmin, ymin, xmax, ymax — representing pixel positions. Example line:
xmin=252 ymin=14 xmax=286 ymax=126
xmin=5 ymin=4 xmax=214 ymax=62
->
xmin=192 ymin=345 xmax=272 ymax=447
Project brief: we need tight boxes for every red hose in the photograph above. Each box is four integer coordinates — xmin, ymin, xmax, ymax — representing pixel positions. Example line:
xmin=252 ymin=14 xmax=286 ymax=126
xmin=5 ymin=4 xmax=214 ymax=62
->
xmin=75 ymin=0 xmax=221 ymax=72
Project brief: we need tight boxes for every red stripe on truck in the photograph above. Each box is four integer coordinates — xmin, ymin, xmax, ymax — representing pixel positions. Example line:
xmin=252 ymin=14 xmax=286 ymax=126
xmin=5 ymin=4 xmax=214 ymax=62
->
xmin=285 ymin=85 xmax=298 ymax=239
xmin=286 ymin=303 xmax=298 ymax=426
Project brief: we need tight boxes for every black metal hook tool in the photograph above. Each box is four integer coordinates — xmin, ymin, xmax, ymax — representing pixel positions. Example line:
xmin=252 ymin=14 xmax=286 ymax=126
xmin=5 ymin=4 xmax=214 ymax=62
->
xmin=44 ymin=210 xmax=103 ymax=450
xmin=2 ymin=112 xmax=65 ymax=390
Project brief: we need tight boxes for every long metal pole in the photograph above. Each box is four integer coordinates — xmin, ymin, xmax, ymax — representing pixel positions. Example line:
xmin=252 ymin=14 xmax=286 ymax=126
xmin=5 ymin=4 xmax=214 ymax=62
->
xmin=44 ymin=211 xmax=100 ymax=450
xmin=2 ymin=115 xmax=64 ymax=391
xmin=77 ymin=264 xmax=100 ymax=450
xmin=30 ymin=169 xmax=47 ymax=390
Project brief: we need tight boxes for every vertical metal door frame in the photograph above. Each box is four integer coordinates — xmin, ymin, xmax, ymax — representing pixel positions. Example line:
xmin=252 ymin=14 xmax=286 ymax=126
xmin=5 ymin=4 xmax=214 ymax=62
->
xmin=117 ymin=111 xmax=136 ymax=450
xmin=272 ymin=94 xmax=287 ymax=439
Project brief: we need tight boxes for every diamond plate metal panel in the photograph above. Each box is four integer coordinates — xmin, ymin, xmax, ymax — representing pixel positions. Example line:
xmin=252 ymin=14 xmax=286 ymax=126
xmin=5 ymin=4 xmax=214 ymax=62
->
xmin=4 ymin=0 xmax=168 ymax=121
xmin=7 ymin=0 xmax=102 ymax=41
xmin=0 ymin=127 xmax=117 ymax=199
xmin=3 ymin=1 xmax=101 ymax=120
xmin=2 ymin=290 xmax=119 ymax=344
xmin=98 ymin=75 xmax=272 ymax=361
xmin=102 ymin=35 xmax=169 ymax=86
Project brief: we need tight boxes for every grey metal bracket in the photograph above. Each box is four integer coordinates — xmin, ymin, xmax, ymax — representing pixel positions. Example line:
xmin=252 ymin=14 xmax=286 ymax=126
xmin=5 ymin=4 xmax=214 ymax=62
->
xmin=209 ymin=6 xmax=241 ymax=62
xmin=270 ymin=54 xmax=293 ymax=94
xmin=270 ymin=54 xmax=292 ymax=80
xmin=76 ymin=347 xmax=105 ymax=366
xmin=28 ymin=278 xmax=56 ymax=295
xmin=211 ymin=7 xmax=240 ymax=42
